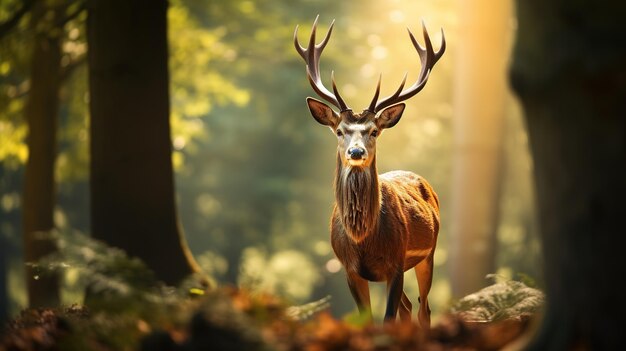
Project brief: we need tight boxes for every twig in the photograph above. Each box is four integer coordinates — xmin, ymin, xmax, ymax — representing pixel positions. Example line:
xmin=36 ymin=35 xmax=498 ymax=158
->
xmin=0 ymin=0 xmax=36 ymax=40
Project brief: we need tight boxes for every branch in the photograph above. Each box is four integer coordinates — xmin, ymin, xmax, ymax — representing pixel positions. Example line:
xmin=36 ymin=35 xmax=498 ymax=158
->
xmin=0 ymin=0 xmax=36 ymax=40
xmin=7 ymin=53 xmax=86 ymax=100
xmin=57 ymin=1 xmax=86 ymax=28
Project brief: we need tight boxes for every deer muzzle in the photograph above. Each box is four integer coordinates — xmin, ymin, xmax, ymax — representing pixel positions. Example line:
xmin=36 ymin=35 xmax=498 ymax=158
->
xmin=347 ymin=147 xmax=367 ymax=166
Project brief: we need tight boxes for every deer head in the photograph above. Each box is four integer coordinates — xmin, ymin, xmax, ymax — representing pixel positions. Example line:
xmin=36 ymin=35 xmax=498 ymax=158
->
xmin=294 ymin=16 xmax=445 ymax=168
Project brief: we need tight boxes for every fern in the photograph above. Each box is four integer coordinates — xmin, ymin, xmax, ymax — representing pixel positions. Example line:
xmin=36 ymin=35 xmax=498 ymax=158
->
xmin=451 ymin=274 xmax=545 ymax=322
xmin=18 ymin=231 xmax=330 ymax=350
xmin=285 ymin=295 xmax=331 ymax=321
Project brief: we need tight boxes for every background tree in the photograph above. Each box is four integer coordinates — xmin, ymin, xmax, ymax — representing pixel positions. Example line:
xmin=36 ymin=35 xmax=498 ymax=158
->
xmin=0 ymin=234 xmax=6 ymax=322
xmin=448 ymin=0 xmax=513 ymax=298
xmin=1 ymin=0 xmax=87 ymax=311
xmin=21 ymin=0 xmax=67 ymax=308
xmin=0 ymin=0 xmax=32 ymax=324
xmin=87 ymin=0 xmax=200 ymax=285
xmin=511 ymin=1 xmax=626 ymax=349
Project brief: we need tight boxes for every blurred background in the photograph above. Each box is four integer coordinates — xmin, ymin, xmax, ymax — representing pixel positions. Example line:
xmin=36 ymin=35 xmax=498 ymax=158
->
xmin=0 ymin=0 xmax=541 ymax=322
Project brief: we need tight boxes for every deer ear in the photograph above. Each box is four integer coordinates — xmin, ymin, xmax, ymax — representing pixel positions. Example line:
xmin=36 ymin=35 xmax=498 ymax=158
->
xmin=307 ymin=97 xmax=339 ymax=127
xmin=376 ymin=103 xmax=405 ymax=129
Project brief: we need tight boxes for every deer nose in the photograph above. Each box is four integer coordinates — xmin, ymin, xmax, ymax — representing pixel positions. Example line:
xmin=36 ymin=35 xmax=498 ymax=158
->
xmin=348 ymin=147 xmax=365 ymax=159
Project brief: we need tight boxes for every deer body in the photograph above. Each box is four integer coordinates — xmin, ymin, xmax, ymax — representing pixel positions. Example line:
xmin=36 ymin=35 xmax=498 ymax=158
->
xmin=332 ymin=168 xmax=439 ymax=278
xmin=331 ymin=161 xmax=439 ymax=326
xmin=295 ymin=16 xmax=445 ymax=326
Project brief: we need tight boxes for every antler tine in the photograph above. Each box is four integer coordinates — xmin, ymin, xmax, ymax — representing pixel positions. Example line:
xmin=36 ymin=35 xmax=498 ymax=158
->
xmin=318 ymin=18 xmax=334 ymax=51
xmin=387 ymin=72 xmax=409 ymax=103
xmin=372 ymin=21 xmax=446 ymax=113
xmin=332 ymin=71 xmax=349 ymax=111
xmin=294 ymin=16 xmax=348 ymax=111
xmin=411 ymin=25 xmax=430 ymax=85
xmin=414 ymin=21 xmax=445 ymax=82
xmin=306 ymin=16 xmax=319 ymax=65
xmin=367 ymin=74 xmax=382 ymax=112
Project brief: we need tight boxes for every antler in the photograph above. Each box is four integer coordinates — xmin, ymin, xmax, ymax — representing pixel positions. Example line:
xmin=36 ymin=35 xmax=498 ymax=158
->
xmin=294 ymin=16 xmax=349 ymax=111
xmin=368 ymin=21 xmax=446 ymax=113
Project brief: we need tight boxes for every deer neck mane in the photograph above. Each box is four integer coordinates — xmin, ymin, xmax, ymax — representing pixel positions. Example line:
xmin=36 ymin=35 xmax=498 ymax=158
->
xmin=334 ymin=153 xmax=381 ymax=243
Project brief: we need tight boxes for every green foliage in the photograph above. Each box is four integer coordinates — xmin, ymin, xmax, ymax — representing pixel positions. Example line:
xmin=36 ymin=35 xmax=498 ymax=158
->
xmin=0 ymin=120 xmax=27 ymax=168
xmin=342 ymin=307 xmax=373 ymax=328
xmin=33 ymin=231 xmax=168 ymax=304
xmin=450 ymin=274 xmax=545 ymax=322
xmin=168 ymin=0 xmax=250 ymax=169
xmin=0 ymin=0 xmax=88 ymax=174
xmin=238 ymin=247 xmax=321 ymax=303
xmin=19 ymin=231 xmax=201 ymax=350
xmin=0 ymin=1 xmax=31 ymax=170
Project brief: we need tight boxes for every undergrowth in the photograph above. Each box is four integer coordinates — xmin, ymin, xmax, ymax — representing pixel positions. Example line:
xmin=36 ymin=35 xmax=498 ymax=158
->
xmin=1 ymin=232 xmax=544 ymax=351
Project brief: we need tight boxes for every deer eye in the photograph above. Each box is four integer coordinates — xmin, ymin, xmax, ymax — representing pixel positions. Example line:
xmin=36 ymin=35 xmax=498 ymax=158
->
xmin=370 ymin=129 xmax=379 ymax=137
xmin=336 ymin=129 xmax=343 ymax=137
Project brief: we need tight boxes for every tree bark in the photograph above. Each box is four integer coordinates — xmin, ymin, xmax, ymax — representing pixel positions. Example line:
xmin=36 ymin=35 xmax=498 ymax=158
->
xmin=0 ymin=233 xmax=7 ymax=322
xmin=0 ymin=165 xmax=7 ymax=319
xmin=87 ymin=0 xmax=199 ymax=285
xmin=21 ymin=1 xmax=63 ymax=308
xmin=449 ymin=0 xmax=512 ymax=297
xmin=510 ymin=1 xmax=626 ymax=349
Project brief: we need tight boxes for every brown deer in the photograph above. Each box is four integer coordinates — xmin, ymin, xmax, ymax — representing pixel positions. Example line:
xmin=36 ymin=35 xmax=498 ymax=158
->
xmin=294 ymin=17 xmax=445 ymax=327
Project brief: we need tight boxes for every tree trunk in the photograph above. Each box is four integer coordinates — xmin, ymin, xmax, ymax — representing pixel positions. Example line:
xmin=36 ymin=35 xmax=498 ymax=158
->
xmin=0 ymin=164 xmax=7 ymax=320
xmin=0 ymin=233 xmax=7 ymax=322
xmin=448 ymin=0 xmax=513 ymax=297
xmin=510 ymin=1 xmax=626 ymax=349
xmin=21 ymin=1 xmax=63 ymax=308
xmin=87 ymin=0 xmax=199 ymax=285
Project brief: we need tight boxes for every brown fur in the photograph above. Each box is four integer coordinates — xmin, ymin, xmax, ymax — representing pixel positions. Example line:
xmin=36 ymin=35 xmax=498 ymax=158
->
xmin=330 ymin=153 xmax=440 ymax=326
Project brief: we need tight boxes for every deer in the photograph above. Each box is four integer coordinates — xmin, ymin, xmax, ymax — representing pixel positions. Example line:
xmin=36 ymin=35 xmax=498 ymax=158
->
xmin=294 ymin=16 xmax=445 ymax=327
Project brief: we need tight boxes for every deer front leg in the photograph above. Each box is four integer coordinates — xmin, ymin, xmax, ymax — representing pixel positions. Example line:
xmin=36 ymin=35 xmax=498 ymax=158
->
xmin=347 ymin=272 xmax=372 ymax=322
xmin=384 ymin=271 xmax=404 ymax=322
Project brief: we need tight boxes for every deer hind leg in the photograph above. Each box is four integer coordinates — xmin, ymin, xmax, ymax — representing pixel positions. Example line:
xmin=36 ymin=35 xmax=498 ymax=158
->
xmin=399 ymin=291 xmax=412 ymax=322
xmin=414 ymin=254 xmax=434 ymax=329
xmin=347 ymin=272 xmax=372 ymax=322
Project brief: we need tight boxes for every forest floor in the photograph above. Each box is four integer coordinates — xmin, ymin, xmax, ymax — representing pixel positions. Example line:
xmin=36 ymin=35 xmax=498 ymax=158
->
xmin=0 ymin=286 xmax=537 ymax=351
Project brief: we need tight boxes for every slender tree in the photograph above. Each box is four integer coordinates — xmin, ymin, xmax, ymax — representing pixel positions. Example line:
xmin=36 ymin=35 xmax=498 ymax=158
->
xmin=87 ymin=0 xmax=200 ymax=285
xmin=21 ymin=0 xmax=65 ymax=308
xmin=0 ymin=232 xmax=7 ymax=322
xmin=449 ymin=0 xmax=512 ymax=297
xmin=511 ymin=1 xmax=626 ymax=349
